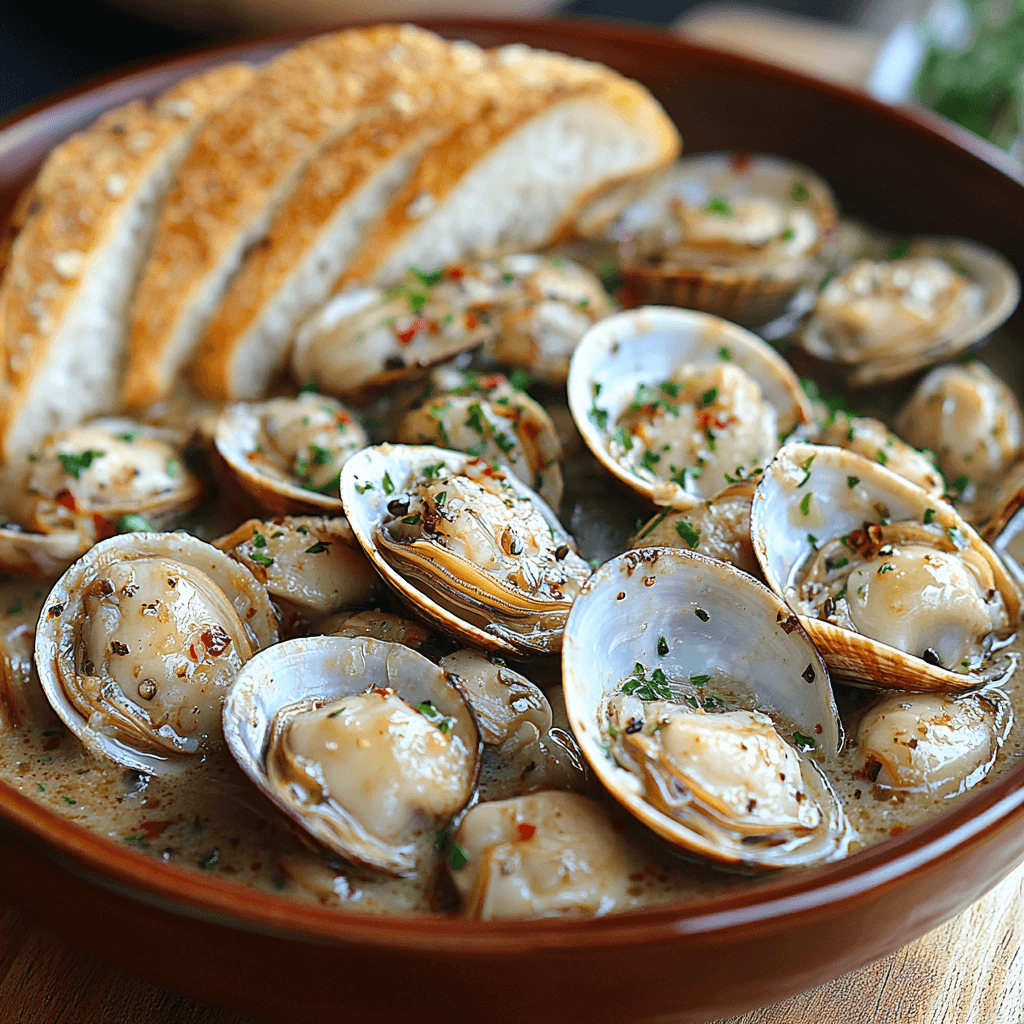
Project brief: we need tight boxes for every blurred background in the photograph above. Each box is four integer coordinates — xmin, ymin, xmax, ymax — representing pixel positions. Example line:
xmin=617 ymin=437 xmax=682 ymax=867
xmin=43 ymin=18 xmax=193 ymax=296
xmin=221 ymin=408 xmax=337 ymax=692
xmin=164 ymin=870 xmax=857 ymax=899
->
xmin=0 ymin=0 xmax=1021 ymax=161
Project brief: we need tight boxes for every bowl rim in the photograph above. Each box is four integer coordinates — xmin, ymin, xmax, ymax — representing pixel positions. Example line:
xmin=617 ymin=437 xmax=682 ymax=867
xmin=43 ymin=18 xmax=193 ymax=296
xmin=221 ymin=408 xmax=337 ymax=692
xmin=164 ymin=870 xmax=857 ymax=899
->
xmin=3 ymin=14 xmax=1024 ymax=955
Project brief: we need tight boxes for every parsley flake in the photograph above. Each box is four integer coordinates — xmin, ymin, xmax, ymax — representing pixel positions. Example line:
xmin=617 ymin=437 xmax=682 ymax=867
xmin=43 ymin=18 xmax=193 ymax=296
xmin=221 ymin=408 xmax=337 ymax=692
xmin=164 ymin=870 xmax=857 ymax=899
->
xmin=59 ymin=449 xmax=104 ymax=479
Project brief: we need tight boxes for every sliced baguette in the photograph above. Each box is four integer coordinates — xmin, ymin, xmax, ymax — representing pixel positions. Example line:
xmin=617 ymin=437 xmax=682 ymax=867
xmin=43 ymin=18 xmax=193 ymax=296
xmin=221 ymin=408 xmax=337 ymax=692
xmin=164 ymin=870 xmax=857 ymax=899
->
xmin=122 ymin=24 xmax=458 ymax=411
xmin=0 ymin=62 xmax=254 ymax=467
xmin=339 ymin=45 xmax=680 ymax=289
xmin=192 ymin=39 xmax=501 ymax=402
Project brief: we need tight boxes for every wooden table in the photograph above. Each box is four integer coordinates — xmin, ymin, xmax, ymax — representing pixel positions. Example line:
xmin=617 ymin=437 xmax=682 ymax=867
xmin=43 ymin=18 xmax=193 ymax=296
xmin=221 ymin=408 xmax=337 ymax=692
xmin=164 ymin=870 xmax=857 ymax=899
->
xmin=3 ymin=858 xmax=1024 ymax=1024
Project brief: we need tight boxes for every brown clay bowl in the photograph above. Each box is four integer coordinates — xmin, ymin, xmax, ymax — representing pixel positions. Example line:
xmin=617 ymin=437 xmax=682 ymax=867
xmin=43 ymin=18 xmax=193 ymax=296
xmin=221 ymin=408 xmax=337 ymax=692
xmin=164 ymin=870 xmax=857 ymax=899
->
xmin=2 ymin=17 xmax=1024 ymax=1024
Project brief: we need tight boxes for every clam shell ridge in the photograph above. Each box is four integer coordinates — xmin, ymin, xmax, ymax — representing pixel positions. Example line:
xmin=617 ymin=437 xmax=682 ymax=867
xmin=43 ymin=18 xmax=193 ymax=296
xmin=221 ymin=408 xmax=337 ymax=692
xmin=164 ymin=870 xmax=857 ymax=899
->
xmin=567 ymin=306 xmax=813 ymax=509
xmin=751 ymin=442 xmax=1022 ymax=692
xmin=562 ymin=546 xmax=851 ymax=869
xmin=222 ymin=635 xmax=481 ymax=876
xmin=341 ymin=443 xmax=585 ymax=655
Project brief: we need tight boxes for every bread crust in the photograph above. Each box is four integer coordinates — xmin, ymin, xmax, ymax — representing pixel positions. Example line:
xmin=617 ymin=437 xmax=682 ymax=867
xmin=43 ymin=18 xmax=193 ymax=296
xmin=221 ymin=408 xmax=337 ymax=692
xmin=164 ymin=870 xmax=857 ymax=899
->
xmin=0 ymin=62 xmax=254 ymax=464
xmin=339 ymin=47 xmax=680 ymax=288
xmin=122 ymin=24 xmax=458 ymax=411
xmin=193 ymin=40 xmax=502 ymax=401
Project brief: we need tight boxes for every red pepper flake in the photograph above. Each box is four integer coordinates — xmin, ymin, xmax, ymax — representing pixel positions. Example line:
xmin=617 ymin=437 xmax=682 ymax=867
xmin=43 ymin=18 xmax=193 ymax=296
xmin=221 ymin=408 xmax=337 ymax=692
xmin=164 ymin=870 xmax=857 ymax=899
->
xmin=520 ymin=419 xmax=540 ymax=442
xmin=187 ymin=644 xmax=198 ymax=662
xmin=889 ymin=825 xmax=908 ymax=838
xmin=137 ymin=818 xmax=171 ymax=840
xmin=476 ymin=374 xmax=504 ymax=389
xmin=394 ymin=317 xmax=431 ymax=345
xmin=464 ymin=312 xmax=478 ymax=330
xmin=517 ymin=822 xmax=536 ymax=841
xmin=55 ymin=490 xmax=77 ymax=512
xmin=201 ymin=625 xmax=232 ymax=657
xmin=729 ymin=152 xmax=754 ymax=173
xmin=447 ymin=266 xmax=465 ymax=279
xmin=92 ymin=514 xmax=117 ymax=541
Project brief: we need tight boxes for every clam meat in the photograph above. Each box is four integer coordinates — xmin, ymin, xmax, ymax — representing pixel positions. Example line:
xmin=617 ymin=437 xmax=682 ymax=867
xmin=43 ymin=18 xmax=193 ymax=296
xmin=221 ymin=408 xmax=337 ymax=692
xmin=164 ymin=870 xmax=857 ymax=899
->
xmin=214 ymin=393 xmax=367 ymax=513
xmin=342 ymin=445 xmax=591 ymax=655
xmin=752 ymin=442 xmax=1022 ymax=691
xmin=568 ymin=306 xmax=811 ymax=507
xmin=223 ymin=636 xmax=480 ymax=876
xmin=447 ymin=791 xmax=632 ymax=919
xmin=35 ymin=532 xmax=279 ymax=774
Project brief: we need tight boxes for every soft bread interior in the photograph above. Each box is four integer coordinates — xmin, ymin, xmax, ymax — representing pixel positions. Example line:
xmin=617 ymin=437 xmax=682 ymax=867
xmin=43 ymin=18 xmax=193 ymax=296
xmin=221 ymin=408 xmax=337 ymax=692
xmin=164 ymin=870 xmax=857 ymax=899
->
xmin=0 ymin=63 xmax=254 ymax=468
xmin=366 ymin=95 xmax=670 ymax=286
xmin=201 ymin=132 xmax=434 ymax=401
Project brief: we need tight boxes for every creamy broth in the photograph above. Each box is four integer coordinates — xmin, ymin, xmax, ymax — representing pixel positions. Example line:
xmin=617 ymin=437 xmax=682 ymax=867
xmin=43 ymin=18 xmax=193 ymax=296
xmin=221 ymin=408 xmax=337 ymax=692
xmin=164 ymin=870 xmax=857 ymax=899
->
xmin=3 ymin=383 xmax=1024 ymax=915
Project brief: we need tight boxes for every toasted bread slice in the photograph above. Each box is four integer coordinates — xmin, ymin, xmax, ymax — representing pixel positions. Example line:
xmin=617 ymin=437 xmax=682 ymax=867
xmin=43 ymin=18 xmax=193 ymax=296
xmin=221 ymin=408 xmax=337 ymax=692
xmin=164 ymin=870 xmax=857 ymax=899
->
xmin=339 ymin=45 xmax=680 ymax=289
xmin=122 ymin=24 xmax=458 ymax=411
xmin=0 ymin=62 xmax=254 ymax=467
xmin=193 ymin=39 xmax=500 ymax=402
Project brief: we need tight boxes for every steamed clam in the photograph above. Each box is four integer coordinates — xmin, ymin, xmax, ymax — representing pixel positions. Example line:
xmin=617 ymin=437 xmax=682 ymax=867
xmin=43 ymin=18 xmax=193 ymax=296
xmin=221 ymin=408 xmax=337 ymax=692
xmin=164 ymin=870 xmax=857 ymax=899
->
xmin=35 ymin=532 xmax=279 ymax=774
xmin=0 ymin=418 xmax=203 ymax=579
xmin=341 ymin=444 xmax=591 ymax=655
xmin=896 ymin=361 xmax=1024 ymax=537
xmin=223 ymin=635 xmax=481 ymax=877
xmin=214 ymin=516 xmax=379 ymax=632
xmin=448 ymin=791 xmax=632 ymax=919
xmin=396 ymin=367 xmax=563 ymax=508
xmin=214 ymin=393 xmax=367 ymax=514
xmin=752 ymin=442 xmax=1021 ymax=692
xmin=796 ymin=238 xmax=1020 ymax=387
xmin=628 ymin=479 xmax=761 ymax=577
xmin=568 ymin=306 xmax=811 ymax=508
xmin=610 ymin=154 xmax=837 ymax=326
xmin=562 ymin=547 xmax=853 ymax=869
xmin=855 ymin=690 xmax=1010 ymax=798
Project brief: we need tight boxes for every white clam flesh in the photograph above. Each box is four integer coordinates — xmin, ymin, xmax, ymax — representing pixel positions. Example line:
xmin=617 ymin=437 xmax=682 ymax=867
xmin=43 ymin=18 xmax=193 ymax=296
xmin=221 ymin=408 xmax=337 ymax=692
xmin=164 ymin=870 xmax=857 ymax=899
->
xmin=896 ymin=361 xmax=1024 ymax=538
xmin=341 ymin=444 xmax=591 ymax=655
xmin=439 ymin=649 xmax=586 ymax=798
xmin=396 ymin=367 xmax=563 ymax=508
xmin=214 ymin=393 xmax=367 ymax=513
xmin=448 ymin=791 xmax=632 ymax=919
xmin=568 ymin=306 xmax=811 ymax=508
xmin=214 ymin=516 xmax=378 ymax=628
xmin=609 ymin=154 xmax=837 ymax=326
xmin=629 ymin=479 xmax=760 ymax=577
xmin=816 ymin=414 xmax=945 ymax=499
xmin=797 ymin=239 xmax=1019 ymax=387
xmin=563 ymin=547 xmax=852 ymax=868
xmin=752 ymin=442 xmax=1021 ymax=692
xmin=223 ymin=636 xmax=480 ymax=877
xmin=319 ymin=608 xmax=433 ymax=651
xmin=34 ymin=532 xmax=279 ymax=774
xmin=2 ymin=418 xmax=201 ymax=554
xmin=856 ymin=691 xmax=1008 ymax=798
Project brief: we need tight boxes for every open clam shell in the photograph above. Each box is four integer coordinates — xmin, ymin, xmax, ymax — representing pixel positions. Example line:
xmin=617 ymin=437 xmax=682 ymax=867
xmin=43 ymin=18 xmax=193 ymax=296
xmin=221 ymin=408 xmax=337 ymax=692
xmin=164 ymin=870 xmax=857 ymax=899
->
xmin=214 ymin=393 xmax=367 ymax=515
xmin=223 ymin=635 xmax=481 ymax=877
xmin=35 ymin=532 xmax=279 ymax=775
xmin=562 ymin=547 xmax=851 ymax=869
xmin=796 ymin=237 xmax=1020 ymax=388
xmin=341 ymin=444 xmax=590 ymax=655
xmin=752 ymin=442 xmax=1022 ymax=692
xmin=0 ymin=525 xmax=91 ymax=581
xmin=611 ymin=154 xmax=837 ymax=327
xmin=567 ymin=306 xmax=812 ymax=508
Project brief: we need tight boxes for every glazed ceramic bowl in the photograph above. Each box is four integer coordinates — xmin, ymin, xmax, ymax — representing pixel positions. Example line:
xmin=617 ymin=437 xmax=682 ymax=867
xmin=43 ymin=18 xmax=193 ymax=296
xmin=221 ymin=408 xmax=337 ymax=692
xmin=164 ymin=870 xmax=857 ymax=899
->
xmin=2 ymin=18 xmax=1024 ymax=1024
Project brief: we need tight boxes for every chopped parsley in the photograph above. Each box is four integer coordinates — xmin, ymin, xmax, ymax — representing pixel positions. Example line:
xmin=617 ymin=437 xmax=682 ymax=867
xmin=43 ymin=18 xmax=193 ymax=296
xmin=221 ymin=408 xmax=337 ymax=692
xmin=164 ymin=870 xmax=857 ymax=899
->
xmin=792 ymin=731 xmax=817 ymax=750
xmin=878 ymin=562 xmax=895 ymax=574
xmin=799 ymin=492 xmax=812 ymax=516
xmin=675 ymin=520 xmax=700 ymax=549
xmin=640 ymin=449 xmax=661 ymax=472
xmin=699 ymin=387 xmax=718 ymax=408
xmin=508 ymin=369 xmax=533 ymax=392
xmin=58 ymin=449 xmax=104 ymax=479
xmin=717 ymin=346 xmax=732 ymax=361
xmin=408 ymin=265 xmax=444 ymax=287
xmin=448 ymin=842 xmax=469 ymax=871
xmin=924 ymin=508 xmax=937 ymax=524
xmin=382 ymin=472 xmax=395 ymax=495
xmin=355 ymin=481 xmax=375 ymax=494
xmin=118 ymin=513 xmax=155 ymax=533
xmin=252 ymin=531 xmax=267 ymax=549
xmin=704 ymin=195 xmax=734 ymax=217
xmin=790 ymin=181 xmax=810 ymax=202
xmin=797 ymin=454 xmax=816 ymax=487
xmin=876 ymin=449 xmax=889 ymax=466
xmin=249 ymin=551 xmax=274 ymax=568
xmin=304 ymin=541 xmax=332 ymax=554
xmin=694 ymin=607 xmax=710 ymax=622
xmin=657 ymin=636 xmax=669 ymax=657
xmin=689 ymin=674 xmax=710 ymax=686
xmin=197 ymin=848 xmax=219 ymax=870
xmin=847 ymin=475 xmax=860 ymax=489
